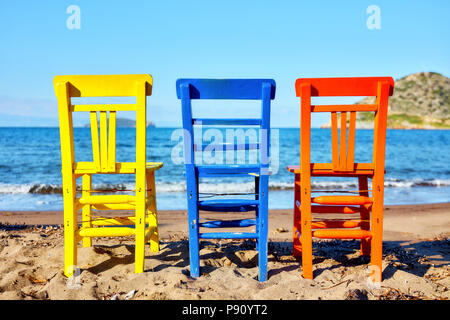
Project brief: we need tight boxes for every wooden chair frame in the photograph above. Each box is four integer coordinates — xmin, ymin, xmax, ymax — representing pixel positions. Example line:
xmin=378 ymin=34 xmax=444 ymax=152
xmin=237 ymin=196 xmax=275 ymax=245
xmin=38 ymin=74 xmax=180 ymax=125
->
xmin=287 ymin=77 xmax=394 ymax=283
xmin=176 ymin=79 xmax=276 ymax=282
xmin=54 ymin=74 xmax=163 ymax=277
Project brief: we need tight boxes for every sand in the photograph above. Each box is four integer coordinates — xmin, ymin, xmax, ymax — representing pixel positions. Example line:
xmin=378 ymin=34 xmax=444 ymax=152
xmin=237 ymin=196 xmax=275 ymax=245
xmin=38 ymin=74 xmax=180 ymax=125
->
xmin=0 ymin=203 xmax=449 ymax=300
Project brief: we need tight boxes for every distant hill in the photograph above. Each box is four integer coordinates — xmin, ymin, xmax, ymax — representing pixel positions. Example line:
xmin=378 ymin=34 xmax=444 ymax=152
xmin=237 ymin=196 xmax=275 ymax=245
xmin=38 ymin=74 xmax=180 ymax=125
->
xmin=85 ymin=118 xmax=156 ymax=128
xmin=320 ymin=72 xmax=450 ymax=129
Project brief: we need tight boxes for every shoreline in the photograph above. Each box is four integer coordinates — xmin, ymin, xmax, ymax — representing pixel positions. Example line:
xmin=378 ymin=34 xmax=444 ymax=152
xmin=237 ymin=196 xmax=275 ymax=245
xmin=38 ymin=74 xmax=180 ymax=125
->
xmin=3 ymin=183 xmax=450 ymax=212
xmin=1 ymin=202 xmax=449 ymax=242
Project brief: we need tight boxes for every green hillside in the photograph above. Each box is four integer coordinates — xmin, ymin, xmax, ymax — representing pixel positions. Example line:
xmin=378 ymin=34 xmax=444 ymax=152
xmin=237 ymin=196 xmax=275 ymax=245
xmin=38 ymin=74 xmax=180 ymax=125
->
xmin=321 ymin=72 xmax=450 ymax=129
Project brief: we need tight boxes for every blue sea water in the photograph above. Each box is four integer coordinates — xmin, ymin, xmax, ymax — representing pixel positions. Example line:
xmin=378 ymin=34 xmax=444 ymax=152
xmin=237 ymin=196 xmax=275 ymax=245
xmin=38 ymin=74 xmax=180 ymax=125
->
xmin=0 ymin=127 xmax=449 ymax=211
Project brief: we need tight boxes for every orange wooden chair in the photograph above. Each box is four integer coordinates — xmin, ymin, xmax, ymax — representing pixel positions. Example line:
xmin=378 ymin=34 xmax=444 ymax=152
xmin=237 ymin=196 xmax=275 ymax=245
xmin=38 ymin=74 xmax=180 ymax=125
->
xmin=287 ymin=77 xmax=394 ymax=283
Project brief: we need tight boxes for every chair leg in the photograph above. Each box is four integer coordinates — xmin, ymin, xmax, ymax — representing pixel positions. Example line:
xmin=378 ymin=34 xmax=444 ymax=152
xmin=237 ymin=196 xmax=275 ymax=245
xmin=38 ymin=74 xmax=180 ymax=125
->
xmin=258 ymin=232 xmax=268 ymax=282
xmin=293 ymin=174 xmax=302 ymax=257
xmin=358 ymin=176 xmax=371 ymax=256
xmin=134 ymin=219 xmax=146 ymax=273
xmin=301 ymin=218 xmax=313 ymax=279
xmin=135 ymin=178 xmax=147 ymax=274
xmin=300 ymin=189 xmax=313 ymax=279
xmin=258 ymin=175 xmax=268 ymax=282
xmin=146 ymin=171 xmax=159 ymax=252
xmin=135 ymin=216 xmax=146 ymax=273
xmin=255 ymin=205 xmax=259 ymax=252
xmin=188 ymin=204 xmax=200 ymax=278
xmin=81 ymin=174 xmax=92 ymax=248
xmin=370 ymin=186 xmax=384 ymax=283
xmin=187 ymin=167 xmax=200 ymax=278
xmin=63 ymin=179 xmax=78 ymax=278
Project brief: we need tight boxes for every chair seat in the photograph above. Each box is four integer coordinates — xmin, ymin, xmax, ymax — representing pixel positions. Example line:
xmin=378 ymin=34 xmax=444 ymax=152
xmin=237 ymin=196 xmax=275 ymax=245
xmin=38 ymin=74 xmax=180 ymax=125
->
xmin=286 ymin=164 xmax=374 ymax=177
xmin=146 ymin=162 xmax=164 ymax=170
xmin=74 ymin=161 xmax=163 ymax=174
xmin=198 ymin=199 xmax=259 ymax=212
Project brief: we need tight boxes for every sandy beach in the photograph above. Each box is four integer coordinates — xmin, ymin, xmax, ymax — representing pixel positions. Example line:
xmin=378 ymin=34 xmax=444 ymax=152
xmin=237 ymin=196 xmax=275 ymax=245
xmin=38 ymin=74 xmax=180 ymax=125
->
xmin=0 ymin=203 xmax=449 ymax=300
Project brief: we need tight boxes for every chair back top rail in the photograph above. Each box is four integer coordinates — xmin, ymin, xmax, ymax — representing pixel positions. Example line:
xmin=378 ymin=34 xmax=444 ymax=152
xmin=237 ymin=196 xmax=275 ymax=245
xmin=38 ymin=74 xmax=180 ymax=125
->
xmin=176 ymin=79 xmax=276 ymax=100
xmin=295 ymin=77 xmax=394 ymax=97
xmin=54 ymin=74 xmax=153 ymax=97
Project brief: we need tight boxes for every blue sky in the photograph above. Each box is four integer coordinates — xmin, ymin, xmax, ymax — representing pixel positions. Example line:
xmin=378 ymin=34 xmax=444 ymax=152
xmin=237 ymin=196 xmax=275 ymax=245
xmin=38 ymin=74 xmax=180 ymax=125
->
xmin=0 ymin=0 xmax=449 ymax=127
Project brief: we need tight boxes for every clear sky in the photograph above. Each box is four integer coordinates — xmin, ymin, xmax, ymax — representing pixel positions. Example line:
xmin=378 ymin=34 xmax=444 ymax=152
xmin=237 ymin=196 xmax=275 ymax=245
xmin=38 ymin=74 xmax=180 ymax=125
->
xmin=0 ymin=0 xmax=449 ymax=127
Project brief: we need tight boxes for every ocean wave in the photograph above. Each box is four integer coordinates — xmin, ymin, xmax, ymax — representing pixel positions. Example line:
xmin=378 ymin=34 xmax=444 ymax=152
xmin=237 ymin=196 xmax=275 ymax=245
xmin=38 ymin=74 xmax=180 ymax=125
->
xmin=383 ymin=179 xmax=450 ymax=188
xmin=1 ymin=178 xmax=450 ymax=195
xmin=0 ymin=183 xmax=130 ymax=195
xmin=0 ymin=184 xmax=32 ymax=194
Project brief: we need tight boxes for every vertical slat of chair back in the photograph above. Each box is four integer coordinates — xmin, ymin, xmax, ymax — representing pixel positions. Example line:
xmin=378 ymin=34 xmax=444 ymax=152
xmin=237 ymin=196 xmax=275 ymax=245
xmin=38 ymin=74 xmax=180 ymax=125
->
xmin=339 ymin=111 xmax=347 ymax=171
xmin=330 ymin=111 xmax=357 ymax=171
xmin=89 ymin=111 xmax=117 ymax=172
xmin=108 ymin=111 xmax=117 ymax=172
xmin=295 ymin=77 xmax=394 ymax=173
xmin=90 ymin=112 xmax=101 ymax=171
xmin=330 ymin=112 xmax=339 ymax=170
xmin=53 ymin=75 xmax=153 ymax=174
xmin=346 ymin=111 xmax=356 ymax=171
xmin=99 ymin=111 xmax=108 ymax=172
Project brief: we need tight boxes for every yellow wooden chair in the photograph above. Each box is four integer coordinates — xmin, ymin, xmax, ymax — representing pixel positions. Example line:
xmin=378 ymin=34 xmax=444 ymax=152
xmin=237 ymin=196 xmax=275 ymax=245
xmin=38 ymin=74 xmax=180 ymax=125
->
xmin=53 ymin=74 xmax=163 ymax=277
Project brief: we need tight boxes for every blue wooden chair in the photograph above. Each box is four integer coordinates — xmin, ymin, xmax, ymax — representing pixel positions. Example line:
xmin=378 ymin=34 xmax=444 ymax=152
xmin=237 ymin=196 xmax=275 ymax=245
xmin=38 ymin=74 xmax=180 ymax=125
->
xmin=176 ymin=79 xmax=276 ymax=282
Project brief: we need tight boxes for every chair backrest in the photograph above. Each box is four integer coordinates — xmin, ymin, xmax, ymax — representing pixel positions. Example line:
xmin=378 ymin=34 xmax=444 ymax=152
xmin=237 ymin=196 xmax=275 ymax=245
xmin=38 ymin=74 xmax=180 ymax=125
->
xmin=295 ymin=77 xmax=394 ymax=174
xmin=53 ymin=74 xmax=152 ymax=175
xmin=176 ymin=79 xmax=276 ymax=170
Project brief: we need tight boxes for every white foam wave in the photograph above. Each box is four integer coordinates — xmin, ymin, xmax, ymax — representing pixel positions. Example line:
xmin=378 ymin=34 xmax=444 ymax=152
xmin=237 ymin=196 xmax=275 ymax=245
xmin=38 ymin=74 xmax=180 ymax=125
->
xmin=144 ymin=179 xmax=450 ymax=193
xmin=1 ymin=178 xmax=450 ymax=195
xmin=0 ymin=183 xmax=35 ymax=194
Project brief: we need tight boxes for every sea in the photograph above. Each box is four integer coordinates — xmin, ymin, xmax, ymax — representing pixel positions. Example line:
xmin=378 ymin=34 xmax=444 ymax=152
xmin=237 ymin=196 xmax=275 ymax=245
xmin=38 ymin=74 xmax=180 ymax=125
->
xmin=0 ymin=127 xmax=449 ymax=211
